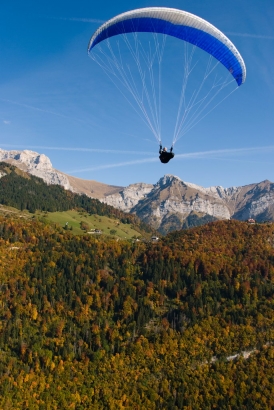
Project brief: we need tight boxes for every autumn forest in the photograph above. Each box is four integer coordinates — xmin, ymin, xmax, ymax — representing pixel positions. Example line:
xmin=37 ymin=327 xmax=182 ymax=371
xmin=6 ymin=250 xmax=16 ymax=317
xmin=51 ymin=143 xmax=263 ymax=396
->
xmin=0 ymin=213 xmax=274 ymax=409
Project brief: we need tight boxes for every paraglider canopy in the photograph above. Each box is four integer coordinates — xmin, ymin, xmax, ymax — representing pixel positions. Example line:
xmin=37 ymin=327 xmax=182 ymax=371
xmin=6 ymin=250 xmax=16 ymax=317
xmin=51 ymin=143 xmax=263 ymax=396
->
xmin=88 ymin=8 xmax=246 ymax=149
xmin=88 ymin=7 xmax=246 ymax=85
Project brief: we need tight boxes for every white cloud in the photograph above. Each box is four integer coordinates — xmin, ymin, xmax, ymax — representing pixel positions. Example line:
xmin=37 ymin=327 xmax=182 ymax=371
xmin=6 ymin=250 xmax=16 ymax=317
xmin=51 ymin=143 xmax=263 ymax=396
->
xmin=3 ymin=120 xmax=10 ymax=125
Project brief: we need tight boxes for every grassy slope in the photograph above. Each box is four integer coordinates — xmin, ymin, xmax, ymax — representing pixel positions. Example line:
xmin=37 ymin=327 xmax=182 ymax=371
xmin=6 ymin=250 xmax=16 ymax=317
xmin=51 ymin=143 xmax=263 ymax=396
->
xmin=0 ymin=204 xmax=32 ymax=218
xmin=36 ymin=210 xmax=143 ymax=239
xmin=0 ymin=205 xmax=145 ymax=239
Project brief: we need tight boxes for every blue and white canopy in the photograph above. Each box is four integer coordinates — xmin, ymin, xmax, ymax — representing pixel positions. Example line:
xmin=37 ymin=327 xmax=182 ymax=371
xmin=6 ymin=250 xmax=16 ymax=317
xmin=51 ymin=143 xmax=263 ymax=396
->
xmin=88 ymin=7 xmax=246 ymax=86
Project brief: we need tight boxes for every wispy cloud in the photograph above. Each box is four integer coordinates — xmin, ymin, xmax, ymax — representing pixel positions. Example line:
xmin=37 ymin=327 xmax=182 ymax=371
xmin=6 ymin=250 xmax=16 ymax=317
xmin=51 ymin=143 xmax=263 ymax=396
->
xmin=1 ymin=144 xmax=273 ymax=174
xmin=0 ymin=98 xmax=78 ymax=121
xmin=0 ymin=144 xmax=154 ymax=156
xmin=0 ymin=99 xmax=134 ymax=132
xmin=48 ymin=16 xmax=104 ymax=24
xmin=67 ymin=145 xmax=274 ymax=173
xmin=226 ymin=32 xmax=274 ymax=40
xmin=3 ymin=120 xmax=10 ymax=125
xmin=176 ymin=145 xmax=274 ymax=159
xmin=0 ymin=99 xmax=100 ymax=127
xmin=67 ymin=157 xmax=158 ymax=173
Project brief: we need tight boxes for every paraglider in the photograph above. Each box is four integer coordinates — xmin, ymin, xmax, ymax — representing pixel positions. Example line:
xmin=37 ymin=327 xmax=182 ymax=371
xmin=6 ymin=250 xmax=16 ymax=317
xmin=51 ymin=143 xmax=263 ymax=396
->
xmin=88 ymin=8 xmax=246 ymax=158
xmin=159 ymin=145 xmax=174 ymax=164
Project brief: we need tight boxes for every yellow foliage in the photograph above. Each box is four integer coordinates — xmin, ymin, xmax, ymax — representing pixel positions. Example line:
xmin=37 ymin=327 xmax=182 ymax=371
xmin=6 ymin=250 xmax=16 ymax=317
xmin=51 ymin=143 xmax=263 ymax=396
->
xmin=32 ymin=306 xmax=38 ymax=320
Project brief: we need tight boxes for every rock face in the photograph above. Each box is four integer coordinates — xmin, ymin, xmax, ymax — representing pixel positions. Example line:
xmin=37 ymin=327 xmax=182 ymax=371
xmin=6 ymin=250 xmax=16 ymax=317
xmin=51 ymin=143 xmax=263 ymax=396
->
xmin=104 ymin=175 xmax=231 ymax=232
xmin=231 ymin=180 xmax=274 ymax=220
xmin=0 ymin=149 xmax=72 ymax=190
xmin=102 ymin=182 xmax=153 ymax=212
xmin=103 ymin=175 xmax=274 ymax=233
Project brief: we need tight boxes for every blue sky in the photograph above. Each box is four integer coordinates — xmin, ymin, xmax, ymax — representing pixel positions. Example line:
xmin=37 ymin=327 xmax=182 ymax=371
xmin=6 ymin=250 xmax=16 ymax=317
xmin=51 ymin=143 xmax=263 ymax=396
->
xmin=0 ymin=0 xmax=273 ymax=188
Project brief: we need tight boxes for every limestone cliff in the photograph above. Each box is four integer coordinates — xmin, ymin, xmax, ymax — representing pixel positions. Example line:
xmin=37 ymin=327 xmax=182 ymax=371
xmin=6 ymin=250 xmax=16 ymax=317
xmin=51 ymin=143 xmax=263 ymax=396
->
xmin=103 ymin=175 xmax=274 ymax=233
xmin=0 ymin=149 xmax=72 ymax=190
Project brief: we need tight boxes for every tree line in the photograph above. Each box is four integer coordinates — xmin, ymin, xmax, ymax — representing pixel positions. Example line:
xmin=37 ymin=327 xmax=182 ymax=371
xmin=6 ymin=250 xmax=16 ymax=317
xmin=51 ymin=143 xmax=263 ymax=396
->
xmin=0 ymin=162 xmax=153 ymax=233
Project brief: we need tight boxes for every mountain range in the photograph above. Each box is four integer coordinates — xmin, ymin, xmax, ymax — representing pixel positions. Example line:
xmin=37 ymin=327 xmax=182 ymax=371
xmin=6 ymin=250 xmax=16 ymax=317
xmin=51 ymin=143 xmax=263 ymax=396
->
xmin=1 ymin=148 xmax=274 ymax=232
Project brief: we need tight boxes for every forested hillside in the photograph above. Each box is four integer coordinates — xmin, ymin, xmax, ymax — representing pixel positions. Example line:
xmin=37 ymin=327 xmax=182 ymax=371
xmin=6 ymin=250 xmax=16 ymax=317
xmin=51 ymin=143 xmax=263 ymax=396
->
xmin=0 ymin=162 xmax=153 ymax=234
xmin=0 ymin=217 xmax=274 ymax=408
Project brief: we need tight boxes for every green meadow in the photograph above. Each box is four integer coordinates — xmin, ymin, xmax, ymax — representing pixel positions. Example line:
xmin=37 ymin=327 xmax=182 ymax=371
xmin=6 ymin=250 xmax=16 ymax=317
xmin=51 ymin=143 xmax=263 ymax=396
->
xmin=37 ymin=209 xmax=143 ymax=239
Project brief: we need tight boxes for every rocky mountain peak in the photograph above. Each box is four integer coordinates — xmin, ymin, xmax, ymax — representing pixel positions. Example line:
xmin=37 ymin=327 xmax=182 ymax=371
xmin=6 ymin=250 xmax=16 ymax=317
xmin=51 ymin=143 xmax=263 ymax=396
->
xmin=0 ymin=148 xmax=71 ymax=190
xmin=12 ymin=150 xmax=53 ymax=169
xmin=156 ymin=174 xmax=182 ymax=188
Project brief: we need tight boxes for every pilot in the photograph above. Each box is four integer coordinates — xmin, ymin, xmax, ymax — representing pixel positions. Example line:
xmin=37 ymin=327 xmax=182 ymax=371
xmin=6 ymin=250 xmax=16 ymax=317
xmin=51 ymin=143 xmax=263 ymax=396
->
xmin=159 ymin=145 xmax=174 ymax=163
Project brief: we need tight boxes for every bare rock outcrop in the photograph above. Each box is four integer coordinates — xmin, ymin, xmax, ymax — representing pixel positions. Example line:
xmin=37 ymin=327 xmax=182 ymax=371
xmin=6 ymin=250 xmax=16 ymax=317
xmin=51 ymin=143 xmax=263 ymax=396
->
xmin=102 ymin=182 xmax=153 ymax=212
xmin=0 ymin=149 xmax=72 ymax=190
xmin=129 ymin=175 xmax=231 ymax=232
xmin=103 ymin=175 xmax=274 ymax=233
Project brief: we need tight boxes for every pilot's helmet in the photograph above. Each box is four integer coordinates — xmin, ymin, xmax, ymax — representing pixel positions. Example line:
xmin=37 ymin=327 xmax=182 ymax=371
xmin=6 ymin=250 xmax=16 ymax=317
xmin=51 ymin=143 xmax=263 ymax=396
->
xmin=163 ymin=147 xmax=167 ymax=151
